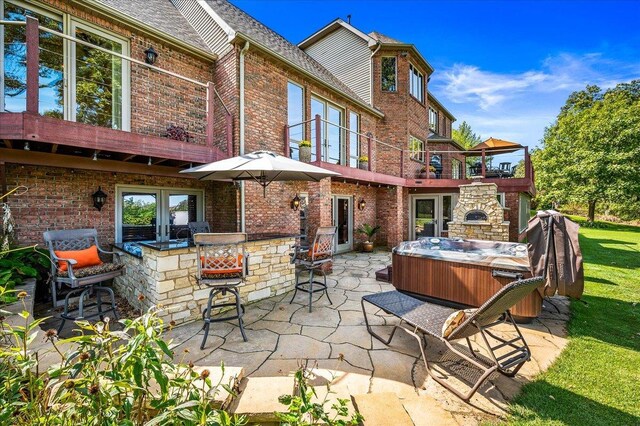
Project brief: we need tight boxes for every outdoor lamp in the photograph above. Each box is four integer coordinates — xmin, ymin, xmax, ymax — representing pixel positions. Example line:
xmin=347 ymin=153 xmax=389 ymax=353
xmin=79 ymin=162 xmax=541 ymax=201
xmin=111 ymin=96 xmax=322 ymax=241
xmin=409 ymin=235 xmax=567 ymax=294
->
xmin=92 ymin=186 xmax=107 ymax=211
xmin=144 ymin=46 xmax=158 ymax=65
xmin=290 ymin=194 xmax=301 ymax=211
xmin=358 ymin=198 xmax=366 ymax=210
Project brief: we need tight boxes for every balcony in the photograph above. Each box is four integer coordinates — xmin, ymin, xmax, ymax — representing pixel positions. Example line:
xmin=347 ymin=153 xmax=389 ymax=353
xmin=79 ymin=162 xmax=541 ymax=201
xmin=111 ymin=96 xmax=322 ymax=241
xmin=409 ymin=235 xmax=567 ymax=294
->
xmin=286 ymin=115 xmax=534 ymax=193
xmin=0 ymin=17 xmax=232 ymax=173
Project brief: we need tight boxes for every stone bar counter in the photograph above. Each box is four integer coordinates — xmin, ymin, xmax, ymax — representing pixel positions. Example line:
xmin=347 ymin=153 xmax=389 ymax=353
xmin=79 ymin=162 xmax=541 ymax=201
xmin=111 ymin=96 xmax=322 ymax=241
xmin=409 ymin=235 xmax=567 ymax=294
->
xmin=113 ymin=234 xmax=297 ymax=325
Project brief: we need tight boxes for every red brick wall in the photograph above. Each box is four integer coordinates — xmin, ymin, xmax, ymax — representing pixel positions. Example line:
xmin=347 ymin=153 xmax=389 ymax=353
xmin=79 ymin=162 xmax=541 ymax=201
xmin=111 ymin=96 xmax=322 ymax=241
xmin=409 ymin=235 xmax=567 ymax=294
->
xmin=504 ymin=191 xmax=524 ymax=242
xmin=33 ymin=0 xmax=216 ymax=146
xmin=376 ymin=185 xmax=405 ymax=248
xmin=4 ymin=164 xmax=236 ymax=246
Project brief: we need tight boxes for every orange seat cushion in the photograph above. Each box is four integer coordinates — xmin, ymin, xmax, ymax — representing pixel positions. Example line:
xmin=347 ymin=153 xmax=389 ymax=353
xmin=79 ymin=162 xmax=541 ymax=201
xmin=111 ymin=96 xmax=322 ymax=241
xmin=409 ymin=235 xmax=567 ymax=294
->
xmin=201 ymin=254 xmax=243 ymax=275
xmin=55 ymin=245 xmax=103 ymax=272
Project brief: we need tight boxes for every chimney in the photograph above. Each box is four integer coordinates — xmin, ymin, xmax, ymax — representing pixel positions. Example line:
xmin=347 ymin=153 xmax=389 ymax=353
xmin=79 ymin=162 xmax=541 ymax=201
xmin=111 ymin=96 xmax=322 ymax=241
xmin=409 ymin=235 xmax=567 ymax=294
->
xmin=347 ymin=14 xmax=351 ymax=24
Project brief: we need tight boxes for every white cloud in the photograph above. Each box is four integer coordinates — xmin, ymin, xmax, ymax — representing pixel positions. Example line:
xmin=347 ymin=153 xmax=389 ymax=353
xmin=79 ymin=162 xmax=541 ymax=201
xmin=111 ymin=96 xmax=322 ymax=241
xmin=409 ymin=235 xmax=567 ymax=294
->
xmin=431 ymin=52 xmax=640 ymax=148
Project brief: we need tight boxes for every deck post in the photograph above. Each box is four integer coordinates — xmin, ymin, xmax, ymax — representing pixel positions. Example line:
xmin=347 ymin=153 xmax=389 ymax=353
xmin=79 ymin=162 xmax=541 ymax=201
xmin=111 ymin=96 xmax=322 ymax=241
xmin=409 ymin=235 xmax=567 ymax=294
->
xmin=206 ymin=82 xmax=215 ymax=148
xmin=524 ymin=146 xmax=530 ymax=179
xmin=284 ymin=125 xmax=290 ymax=157
xmin=481 ymin=149 xmax=486 ymax=177
xmin=315 ymin=114 xmax=322 ymax=162
xmin=367 ymin=133 xmax=372 ymax=171
xmin=425 ymin=147 xmax=431 ymax=179
xmin=26 ymin=16 xmax=40 ymax=114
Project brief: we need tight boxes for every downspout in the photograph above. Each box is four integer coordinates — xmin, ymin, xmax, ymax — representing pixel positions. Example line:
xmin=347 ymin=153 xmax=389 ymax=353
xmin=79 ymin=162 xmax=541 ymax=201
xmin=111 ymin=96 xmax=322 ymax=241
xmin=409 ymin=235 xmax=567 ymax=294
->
xmin=239 ymin=41 xmax=250 ymax=233
xmin=370 ymin=42 xmax=381 ymax=104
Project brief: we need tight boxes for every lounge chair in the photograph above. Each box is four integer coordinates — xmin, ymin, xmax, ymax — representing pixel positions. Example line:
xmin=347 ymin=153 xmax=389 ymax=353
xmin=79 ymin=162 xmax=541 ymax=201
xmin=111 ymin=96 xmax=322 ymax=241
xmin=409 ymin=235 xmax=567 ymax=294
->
xmin=361 ymin=276 xmax=544 ymax=400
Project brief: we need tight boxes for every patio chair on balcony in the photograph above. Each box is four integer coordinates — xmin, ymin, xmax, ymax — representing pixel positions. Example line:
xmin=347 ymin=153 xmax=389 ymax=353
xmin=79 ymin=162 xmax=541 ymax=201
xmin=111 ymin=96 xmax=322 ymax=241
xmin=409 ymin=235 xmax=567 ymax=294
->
xmin=361 ymin=276 xmax=544 ymax=401
xmin=289 ymin=226 xmax=337 ymax=312
xmin=194 ymin=233 xmax=249 ymax=349
xmin=43 ymin=229 xmax=125 ymax=333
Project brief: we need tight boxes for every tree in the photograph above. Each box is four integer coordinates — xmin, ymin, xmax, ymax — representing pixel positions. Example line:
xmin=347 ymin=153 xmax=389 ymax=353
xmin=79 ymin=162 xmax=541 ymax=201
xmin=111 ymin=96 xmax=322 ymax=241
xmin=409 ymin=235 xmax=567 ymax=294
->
xmin=534 ymin=80 xmax=640 ymax=222
xmin=452 ymin=121 xmax=482 ymax=149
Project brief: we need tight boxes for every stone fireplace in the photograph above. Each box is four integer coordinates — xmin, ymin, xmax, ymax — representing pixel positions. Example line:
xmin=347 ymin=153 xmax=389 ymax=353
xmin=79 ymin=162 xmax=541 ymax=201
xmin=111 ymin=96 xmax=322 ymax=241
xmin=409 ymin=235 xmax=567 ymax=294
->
xmin=448 ymin=182 xmax=510 ymax=241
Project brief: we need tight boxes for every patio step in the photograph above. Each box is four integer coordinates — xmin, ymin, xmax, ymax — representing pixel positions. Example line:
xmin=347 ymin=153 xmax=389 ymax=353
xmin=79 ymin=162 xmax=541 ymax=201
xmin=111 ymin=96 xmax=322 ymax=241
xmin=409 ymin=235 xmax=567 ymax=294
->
xmin=375 ymin=265 xmax=392 ymax=283
xmin=352 ymin=392 xmax=413 ymax=426
xmin=228 ymin=376 xmax=296 ymax=424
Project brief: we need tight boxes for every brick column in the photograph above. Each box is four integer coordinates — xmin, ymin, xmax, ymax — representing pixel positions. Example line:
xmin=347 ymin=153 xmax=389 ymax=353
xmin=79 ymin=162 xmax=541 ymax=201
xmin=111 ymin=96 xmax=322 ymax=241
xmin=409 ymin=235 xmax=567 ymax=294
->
xmin=306 ymin=178 xmax=333 ymax=240
xmin=376 ymin=185 xmax=405 ymax=249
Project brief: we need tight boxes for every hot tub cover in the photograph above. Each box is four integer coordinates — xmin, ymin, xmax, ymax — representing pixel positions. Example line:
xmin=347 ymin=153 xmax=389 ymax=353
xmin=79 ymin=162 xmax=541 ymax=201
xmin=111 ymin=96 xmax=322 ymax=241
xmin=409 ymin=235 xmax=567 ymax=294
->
xmin=527 ymin=210 xmax=584 ymax=298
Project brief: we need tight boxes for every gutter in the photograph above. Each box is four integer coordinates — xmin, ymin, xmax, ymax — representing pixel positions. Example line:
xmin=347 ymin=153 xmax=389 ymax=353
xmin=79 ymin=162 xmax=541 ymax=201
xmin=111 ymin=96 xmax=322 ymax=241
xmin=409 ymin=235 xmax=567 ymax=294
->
xmin=231 ymin=32 xmax=384 ymax=118
xmin=239 ymin=41 xmax=250 ymax=233
xmin=76 ymin=0 xmax=218 ymax=62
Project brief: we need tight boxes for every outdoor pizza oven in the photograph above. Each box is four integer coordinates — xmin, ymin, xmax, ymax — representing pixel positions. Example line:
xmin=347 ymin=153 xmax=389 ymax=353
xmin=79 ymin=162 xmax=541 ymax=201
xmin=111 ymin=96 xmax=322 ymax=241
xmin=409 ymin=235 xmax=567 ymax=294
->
xmin=448 ymin=182 xmax=510 ymax=241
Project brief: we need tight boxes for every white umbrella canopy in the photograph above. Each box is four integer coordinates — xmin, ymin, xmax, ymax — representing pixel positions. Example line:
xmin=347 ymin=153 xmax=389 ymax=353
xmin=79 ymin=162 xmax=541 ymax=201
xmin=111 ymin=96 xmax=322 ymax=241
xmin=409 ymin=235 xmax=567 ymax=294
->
xmin=180 ymin=150 xmax=340 ymax=195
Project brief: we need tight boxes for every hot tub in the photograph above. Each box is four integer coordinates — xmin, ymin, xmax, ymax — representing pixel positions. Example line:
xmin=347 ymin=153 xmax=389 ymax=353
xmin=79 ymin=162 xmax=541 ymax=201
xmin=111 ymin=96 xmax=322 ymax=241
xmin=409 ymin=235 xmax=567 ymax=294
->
xmin=392 ymin=237 xmax=542 ymax=319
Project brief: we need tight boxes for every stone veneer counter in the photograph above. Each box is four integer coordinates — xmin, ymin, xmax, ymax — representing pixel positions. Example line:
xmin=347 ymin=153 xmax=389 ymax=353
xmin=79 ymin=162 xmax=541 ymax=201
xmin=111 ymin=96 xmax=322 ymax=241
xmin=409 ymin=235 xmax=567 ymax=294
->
xmin=113 ymin=235 xmax=296 ymax=325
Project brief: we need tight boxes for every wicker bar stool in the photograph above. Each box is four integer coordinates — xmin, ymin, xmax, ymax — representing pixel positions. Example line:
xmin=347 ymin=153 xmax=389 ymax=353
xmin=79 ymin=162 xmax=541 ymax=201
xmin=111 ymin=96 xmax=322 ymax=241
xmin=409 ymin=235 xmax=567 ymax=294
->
xmin=194 ymin=233 xmax=249 ymax=349
xmin=289 ymin=226 xmax=337 ymax=312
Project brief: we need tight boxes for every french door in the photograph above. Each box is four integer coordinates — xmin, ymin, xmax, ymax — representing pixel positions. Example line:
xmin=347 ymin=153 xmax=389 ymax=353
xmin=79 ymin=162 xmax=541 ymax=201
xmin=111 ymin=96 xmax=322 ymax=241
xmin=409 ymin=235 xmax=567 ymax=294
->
xmin=332 ymin=195 xmax=353 ymax=253
xmin=410 ymin=195 xmax=456 ymax=240
xmin=311 ymin=96 xmax=345 ymax=164
xmin=116 ymin=186 xmax=204 ymax=243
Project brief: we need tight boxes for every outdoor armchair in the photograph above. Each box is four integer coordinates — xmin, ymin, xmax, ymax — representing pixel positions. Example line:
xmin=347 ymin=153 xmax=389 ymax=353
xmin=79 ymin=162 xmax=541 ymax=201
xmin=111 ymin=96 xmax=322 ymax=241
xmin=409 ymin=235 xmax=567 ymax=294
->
xmin=361 ymin=276 xmax=544 ymax=400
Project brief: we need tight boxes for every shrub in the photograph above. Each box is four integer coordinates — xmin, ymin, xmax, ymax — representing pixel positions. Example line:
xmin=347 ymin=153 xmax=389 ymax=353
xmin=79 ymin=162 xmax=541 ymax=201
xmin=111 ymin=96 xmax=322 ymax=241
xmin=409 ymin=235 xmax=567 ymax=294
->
xmin=0 ymin=246 xmax=50 ymax=305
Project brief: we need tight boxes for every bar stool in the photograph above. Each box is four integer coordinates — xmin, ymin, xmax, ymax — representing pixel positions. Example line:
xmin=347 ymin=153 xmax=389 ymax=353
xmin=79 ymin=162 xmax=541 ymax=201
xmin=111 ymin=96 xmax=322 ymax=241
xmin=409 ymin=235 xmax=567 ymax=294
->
xmin=194 ymin=233 xmax=249 ymax=349
xmin=289 ymin=226 xmax=337 ymax=312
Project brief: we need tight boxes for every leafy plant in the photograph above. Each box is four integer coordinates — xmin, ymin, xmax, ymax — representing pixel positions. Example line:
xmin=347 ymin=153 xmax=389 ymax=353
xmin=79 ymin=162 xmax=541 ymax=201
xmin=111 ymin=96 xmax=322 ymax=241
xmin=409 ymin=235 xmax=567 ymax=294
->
xmin=276 ymin=362 xmax=363 ymax=426
xmin=298 ymin=140 xmax=311 ymax=148
xmin=165 ymin=124 xmax=194 ymax=143
xmin=0 ymin=305 xmax=246 ymax=425
xmin=0 ymin=246 xmax=50 ymax=304
xmin=358 ymin=156 xmax=369 ymax=162
xmin=356 ymin=224 xmax=381 ymax=242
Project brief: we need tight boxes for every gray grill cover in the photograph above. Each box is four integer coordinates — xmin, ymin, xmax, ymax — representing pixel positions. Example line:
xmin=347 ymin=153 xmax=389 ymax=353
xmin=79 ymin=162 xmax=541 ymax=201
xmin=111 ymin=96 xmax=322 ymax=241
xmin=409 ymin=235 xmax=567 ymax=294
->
xmin=527 ymin=210 xmax=584 ymax=298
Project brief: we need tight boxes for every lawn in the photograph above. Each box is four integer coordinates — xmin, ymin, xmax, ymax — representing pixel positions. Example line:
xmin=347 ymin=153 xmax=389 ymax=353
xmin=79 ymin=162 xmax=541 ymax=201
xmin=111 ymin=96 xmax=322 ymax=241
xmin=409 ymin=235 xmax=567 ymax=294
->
xmin=505 ymin=219 xmax=640 ymax=425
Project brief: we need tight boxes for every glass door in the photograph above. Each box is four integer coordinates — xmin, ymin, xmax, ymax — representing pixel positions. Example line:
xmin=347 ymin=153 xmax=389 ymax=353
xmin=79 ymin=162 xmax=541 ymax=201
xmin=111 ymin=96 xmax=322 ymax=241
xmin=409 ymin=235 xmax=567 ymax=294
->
xmin=166 ymin=191 xmax=202 ymax=240
xmin=413 ymin=197 xmax=437 ymax=239
xmin=332 ymin=195 xmax=353 ymax=252
xmin=310 ymin=96 xmax=344 ymax=164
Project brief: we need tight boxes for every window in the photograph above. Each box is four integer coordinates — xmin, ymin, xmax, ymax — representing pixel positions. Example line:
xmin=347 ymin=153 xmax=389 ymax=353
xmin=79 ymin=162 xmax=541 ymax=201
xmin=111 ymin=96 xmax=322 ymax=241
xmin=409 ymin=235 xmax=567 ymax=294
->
xmin=116 ymin=186 xmax=204 ymax=243
xmin=519 ymin=194 xmax=531 ymax=232
xmin=452 ymin=158 xmax=462 ymax=179
xmin=409 ymin=136 xmax=425 ymax=162
xmin=287 ymin=81 xmax=304 ymax=159
xmin=1 ymin=1 xmax=130 ymax=129
xmin=496 ymin=192 xmax=505 ymax=207
xmin=349 ymin=112 xmax=360 ymax=168
xmin=381 ymin=57 xmax=396 ymax=92
xmin=409 ymin=64 xmax=424 ymax=103
xmin=311 ymin=96 xmax=344 ymax=164
xmin=429 ymin=108 xmax=438 ymax=132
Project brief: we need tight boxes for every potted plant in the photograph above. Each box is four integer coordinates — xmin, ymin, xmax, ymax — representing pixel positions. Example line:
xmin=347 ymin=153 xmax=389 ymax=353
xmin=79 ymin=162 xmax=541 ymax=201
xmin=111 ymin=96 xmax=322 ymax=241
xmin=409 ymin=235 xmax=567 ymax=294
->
xmin=429 ymin=165 xmax=437 ymax=178
xmin=418 ymin=166 xmax=428 ymax=179
xmin=356 ymin=223 xmax=381 ymax=252
xmin=358 ymin=155 xmax=369 ymax=170
xmin=298 ymin=140 xmax=312 ymax=162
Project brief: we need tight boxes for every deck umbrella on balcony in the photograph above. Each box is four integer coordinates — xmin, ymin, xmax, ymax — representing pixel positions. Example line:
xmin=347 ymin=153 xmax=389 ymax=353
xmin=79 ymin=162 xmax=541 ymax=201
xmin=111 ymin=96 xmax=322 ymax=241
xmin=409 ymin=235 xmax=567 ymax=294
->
xmin=465 ymin=137 xmax=524 ymax=155
xmin=180 ymin=150 xmax=340 ymax=196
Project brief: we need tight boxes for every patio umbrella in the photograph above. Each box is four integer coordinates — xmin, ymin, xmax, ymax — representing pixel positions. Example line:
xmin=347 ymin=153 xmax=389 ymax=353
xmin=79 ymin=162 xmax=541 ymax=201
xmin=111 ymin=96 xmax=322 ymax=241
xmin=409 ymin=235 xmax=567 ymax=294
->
xmin=464 ymin=137 xmax=524 ymax=156
xmin=180 ymin=150 xmax=340 ymax=196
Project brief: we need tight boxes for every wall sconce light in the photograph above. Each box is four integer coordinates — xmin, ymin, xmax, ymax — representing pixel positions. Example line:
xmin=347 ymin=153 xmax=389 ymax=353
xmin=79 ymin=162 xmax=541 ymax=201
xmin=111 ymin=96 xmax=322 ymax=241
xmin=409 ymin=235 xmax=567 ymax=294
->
xmin=290 ymin=194 xmax=301 ymax=211
xmin=358 ymin=198 xmax=366 ymax=210
xmin=144 ymin=46 xmax=158 ymax=65
xmin=24 ymin=141 xmax=30 ymax=151
xmin=92 ymin=186 xmax=107 ymax=211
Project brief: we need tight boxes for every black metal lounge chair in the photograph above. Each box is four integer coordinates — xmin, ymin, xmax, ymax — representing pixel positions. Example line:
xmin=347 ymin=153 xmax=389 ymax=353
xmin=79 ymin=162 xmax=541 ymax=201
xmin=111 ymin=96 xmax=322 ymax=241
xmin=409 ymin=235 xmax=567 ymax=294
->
xmin=361 ymin=276 xmax=544 ymax=400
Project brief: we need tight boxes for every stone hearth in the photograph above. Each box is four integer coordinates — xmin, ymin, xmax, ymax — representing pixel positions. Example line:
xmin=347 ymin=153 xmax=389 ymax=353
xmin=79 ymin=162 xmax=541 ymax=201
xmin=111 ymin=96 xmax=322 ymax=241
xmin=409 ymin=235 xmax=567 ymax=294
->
xmin=448 ymin=182 xmax=510 ymax=241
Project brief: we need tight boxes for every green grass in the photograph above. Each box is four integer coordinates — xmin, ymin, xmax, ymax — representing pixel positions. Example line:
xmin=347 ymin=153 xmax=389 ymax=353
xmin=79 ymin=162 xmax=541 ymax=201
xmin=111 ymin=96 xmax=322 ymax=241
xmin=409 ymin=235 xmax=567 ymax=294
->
xmin=505 ymin=218 xmax=640 ymax=425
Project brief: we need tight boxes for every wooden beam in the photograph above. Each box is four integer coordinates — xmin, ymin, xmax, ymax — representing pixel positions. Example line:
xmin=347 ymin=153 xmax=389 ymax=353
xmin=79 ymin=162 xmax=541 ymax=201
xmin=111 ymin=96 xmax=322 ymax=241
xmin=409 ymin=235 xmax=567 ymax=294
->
xmin=0 ymin=148 xmax=195 ymax=179
xmin=121 ymin=154 xmax=137 ymax=162
xmin=2 ymin=139 xmax=12 ymax=149
xmin=51 ymin=144 xmax=58 ymax=153
xmin=152 ymin=158 xmax=169 ymax=165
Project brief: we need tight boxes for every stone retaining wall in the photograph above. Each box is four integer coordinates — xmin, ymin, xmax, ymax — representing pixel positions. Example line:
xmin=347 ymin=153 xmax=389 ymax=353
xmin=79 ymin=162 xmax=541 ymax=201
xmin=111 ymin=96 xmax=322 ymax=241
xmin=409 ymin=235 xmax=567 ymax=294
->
xmin=114 ymin=237 xmax=296 ymax=325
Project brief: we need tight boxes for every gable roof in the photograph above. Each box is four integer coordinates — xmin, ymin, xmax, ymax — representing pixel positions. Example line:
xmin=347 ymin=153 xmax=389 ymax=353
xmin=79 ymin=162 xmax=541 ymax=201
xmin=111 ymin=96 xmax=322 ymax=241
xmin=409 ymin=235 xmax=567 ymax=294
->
xmin=427 ymin=91 xmax=456 ymax=121
xmin=201 ymin=1 xmax=383 ymax=117
xmin=428 ymin=132 xmax=465 ymax=151
xmin=88 ymin=0 xmax=213 ymax=56
xmin=367 ymin=31 xmax=403 ymax=45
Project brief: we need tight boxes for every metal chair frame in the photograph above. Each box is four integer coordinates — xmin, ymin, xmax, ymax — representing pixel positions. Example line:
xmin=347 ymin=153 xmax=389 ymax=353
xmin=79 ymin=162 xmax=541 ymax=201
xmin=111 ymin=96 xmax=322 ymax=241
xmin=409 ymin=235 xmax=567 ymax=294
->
xmin=361 ymin=276 xmax=543 ymax=401
xmin=194 ymin=233 xmax=249 ymax=349
xmin=289 ymin=226 xmax=337 ymax=312
xmin=43 ymin=229 xmax=123 ymax=333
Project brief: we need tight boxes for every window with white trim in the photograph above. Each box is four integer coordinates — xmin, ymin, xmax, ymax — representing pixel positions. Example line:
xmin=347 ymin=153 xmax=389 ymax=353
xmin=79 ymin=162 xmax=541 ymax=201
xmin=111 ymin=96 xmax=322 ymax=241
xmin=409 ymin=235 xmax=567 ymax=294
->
xmin=409 ymin=63 xmax=424 ymax=103
xmin=349 ymin=111 xmax=360 ymax=168
xmin=287 ymin=81 xmax=304 ymax=159
xmin=381 ymin=56 xmax=397 ymax=92
xmin=452 ymin=158 xmax=462 ymax=179
xmin=409 ymin=135 xmax=425 ymax=162
xmin=1 ymin=0 xmax=131 ymax=129
xmin=519 ymin=194 xmax=531 ymax=232
xmin=496 ymin=192 xmax=505 ymax=207
xmin=429 ymin=107 xmax=438 ymax=132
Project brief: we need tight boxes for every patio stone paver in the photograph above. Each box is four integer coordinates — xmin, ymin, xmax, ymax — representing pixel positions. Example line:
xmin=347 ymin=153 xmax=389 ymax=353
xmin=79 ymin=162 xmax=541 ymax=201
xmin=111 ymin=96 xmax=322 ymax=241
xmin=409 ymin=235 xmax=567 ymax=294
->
xmin=166 ymin=250 xmax=570 ymax=425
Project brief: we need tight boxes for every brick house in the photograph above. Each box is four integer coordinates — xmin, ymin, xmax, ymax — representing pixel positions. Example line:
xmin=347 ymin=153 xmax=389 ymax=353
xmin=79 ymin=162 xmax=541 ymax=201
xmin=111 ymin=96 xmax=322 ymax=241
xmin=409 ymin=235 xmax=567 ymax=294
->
xmin=1 ymin=0 xmax=534 ymax=262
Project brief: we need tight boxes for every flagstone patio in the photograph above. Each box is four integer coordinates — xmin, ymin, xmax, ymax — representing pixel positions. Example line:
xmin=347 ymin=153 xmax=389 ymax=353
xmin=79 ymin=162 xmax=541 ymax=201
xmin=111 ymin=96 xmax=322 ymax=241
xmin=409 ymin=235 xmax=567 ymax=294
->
xmin=165 ymin=251 xmax=570 ymax=425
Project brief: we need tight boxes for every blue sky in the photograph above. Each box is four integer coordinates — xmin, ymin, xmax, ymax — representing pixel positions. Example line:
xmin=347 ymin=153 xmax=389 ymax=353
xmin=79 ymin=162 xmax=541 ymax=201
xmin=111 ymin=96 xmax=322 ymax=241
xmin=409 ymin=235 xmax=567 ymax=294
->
xmin=232 ymin=0 xmax=640 ymax=149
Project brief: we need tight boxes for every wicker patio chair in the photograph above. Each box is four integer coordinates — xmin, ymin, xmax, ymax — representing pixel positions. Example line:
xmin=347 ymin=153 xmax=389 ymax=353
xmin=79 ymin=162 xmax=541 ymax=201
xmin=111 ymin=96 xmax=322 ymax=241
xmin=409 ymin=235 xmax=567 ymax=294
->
xmin=43 ymin=229 xmax=124 ymax=333
xmin=361 ymin=276 xmax=544 ymax=401
xmin=289 ymin=226 xmax=337 ymax=312
xmin=194 ymin=233 xmax=249 ymax=349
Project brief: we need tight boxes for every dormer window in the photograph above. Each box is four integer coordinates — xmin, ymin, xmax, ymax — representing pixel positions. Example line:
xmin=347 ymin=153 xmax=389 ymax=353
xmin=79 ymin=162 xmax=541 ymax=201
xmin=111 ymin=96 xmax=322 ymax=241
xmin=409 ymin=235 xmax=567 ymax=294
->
xmin=429 ymin=108 xmax=438 ymax=132
xmin=409 ymin=64 xmax=424 ymax=103
xmin=381 ymin=57 xmax=397 ymax=92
